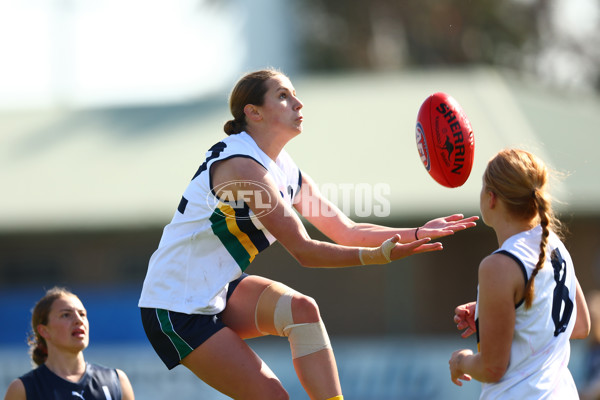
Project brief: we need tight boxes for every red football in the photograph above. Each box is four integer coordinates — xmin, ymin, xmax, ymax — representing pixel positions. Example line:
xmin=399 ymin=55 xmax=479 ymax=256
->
xmin=415 ymin=92 xmax=474 ymax=188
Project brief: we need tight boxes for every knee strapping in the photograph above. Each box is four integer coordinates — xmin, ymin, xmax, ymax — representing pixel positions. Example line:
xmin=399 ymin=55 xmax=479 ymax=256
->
xmin=255 ymin=283 xmax=332 ymax=359
xmin=255 ymin=282 xmax=295 ymax=336
xmin=284 ymin=321 xmax=331 ymax=359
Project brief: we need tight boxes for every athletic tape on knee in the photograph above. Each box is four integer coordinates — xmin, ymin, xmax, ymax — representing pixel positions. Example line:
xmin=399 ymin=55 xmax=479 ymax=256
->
xmin=255 ymin=284 xmax=331 ymax=358
xmin=273 ymin=292 xmax=294 ymax=336
xmin=283 ymin=321 xmax=332 ymax=359
xmin=255 ymin=282 xmax=295 ymax=336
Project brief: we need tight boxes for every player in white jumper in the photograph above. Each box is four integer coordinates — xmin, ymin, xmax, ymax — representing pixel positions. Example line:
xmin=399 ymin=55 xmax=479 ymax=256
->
xmin=449 ymin=149 xmax=590 ymax=399
xmin=138 ymin=69 xmax=479 ymax=400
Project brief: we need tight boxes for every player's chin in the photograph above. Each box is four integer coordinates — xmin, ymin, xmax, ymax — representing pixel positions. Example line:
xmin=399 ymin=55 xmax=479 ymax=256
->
xmin=70 ymin=341 xmax=88 ymax=353
xmin=289 ymin=125 xmax=303 ymax=136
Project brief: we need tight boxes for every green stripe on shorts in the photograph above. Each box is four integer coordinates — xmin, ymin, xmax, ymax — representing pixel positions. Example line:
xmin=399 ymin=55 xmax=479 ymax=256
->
xmin=156 ymin=309 xmax=194 ymax=360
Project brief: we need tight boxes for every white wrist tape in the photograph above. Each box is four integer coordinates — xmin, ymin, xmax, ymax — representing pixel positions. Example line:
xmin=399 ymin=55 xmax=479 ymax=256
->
xmin=358 ymin=237 xmax=396 ymax=265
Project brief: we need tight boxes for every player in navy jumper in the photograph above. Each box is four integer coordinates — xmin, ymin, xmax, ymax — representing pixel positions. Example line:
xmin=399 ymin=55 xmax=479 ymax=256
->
xmin=3 ymin=287 xmax=135 ymax=400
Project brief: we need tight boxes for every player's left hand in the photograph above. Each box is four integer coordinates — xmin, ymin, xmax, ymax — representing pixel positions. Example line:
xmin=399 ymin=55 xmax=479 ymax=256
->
xmin=454 ymin=301 xmax=477 ymax=338
xmin=418 ymin=214 xmax=479 ymax=240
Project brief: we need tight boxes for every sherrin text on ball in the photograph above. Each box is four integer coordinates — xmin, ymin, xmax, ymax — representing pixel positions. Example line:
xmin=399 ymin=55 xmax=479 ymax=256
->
xmin=415 ymin=92 xmax=474 ymax=188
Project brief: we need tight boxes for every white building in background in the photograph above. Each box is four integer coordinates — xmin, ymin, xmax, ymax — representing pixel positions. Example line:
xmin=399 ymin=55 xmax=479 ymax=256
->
xmin=0 ymin=0 xmax=298 ymax=109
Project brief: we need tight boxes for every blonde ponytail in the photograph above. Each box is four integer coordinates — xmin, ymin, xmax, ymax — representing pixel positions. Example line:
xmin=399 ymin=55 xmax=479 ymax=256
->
xmin=484 ymin=149 xmax=564 ymax=309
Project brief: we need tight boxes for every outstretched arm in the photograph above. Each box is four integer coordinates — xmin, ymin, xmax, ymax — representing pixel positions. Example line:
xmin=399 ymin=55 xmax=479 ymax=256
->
xmin=211 ymin=158 xmax=442 ymax=267
xmin=294 ymin=173 xmax=478 ymax=247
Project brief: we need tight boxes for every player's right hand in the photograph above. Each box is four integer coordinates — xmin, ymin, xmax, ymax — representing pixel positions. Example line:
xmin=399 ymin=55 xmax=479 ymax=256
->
xmin=454 ymin=301 xmax=477 ymax=338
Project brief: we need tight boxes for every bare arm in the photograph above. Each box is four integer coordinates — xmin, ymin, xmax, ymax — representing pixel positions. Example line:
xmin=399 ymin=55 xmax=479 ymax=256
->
xmin=294 ymin=173 xmax=478 ymax=246
xmin=117 ymin=369 xmax=135 ymax=400
xmin=449 ymin=254 xmax=523 ymax=385
xmin=571 ymin=279 xmax=591 ymax=339
xmin=211 ymin=158 xmax=442 ymax=267
xmin=3 ymin=379 xmax=26 ymax=400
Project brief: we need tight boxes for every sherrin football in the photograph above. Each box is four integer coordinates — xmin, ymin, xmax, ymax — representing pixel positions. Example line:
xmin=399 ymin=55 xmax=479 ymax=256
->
xmin=415 ymin=92 xmax=474 ymax=188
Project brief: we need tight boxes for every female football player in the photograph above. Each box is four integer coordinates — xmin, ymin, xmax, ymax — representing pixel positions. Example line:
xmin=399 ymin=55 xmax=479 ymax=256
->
xmin=139 ymin=68 xmax=478 ymax=400
xmin=3 ymin=287 xmax=135 ymax=400
xmin=449 ymin=148 xmax=590 ymax=398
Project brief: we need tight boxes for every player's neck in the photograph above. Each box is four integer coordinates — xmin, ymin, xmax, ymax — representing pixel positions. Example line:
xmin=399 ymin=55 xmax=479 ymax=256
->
xmin=494 ymin=218 xmax=537 ymax=247
xmin=246 ymin=129 xmax=289 ymax=161
xmin=44 ymin=352 xmax=86 ymax=382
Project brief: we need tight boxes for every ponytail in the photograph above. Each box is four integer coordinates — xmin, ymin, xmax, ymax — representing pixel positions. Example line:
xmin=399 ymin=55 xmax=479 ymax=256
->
xmin=484 ymin=149 xmax=565 ymax=309
xmin=524 ymin=190 xmax=551 ymax=309
xmin=27 ymin=334 xmax=48 ymax=366
xmin=223 ymin=118 xmax=245 ymax=136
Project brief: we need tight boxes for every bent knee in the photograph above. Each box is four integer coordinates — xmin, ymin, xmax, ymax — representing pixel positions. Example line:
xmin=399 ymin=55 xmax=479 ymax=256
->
xmin=292 ymin=294 xmax=321 ymax=323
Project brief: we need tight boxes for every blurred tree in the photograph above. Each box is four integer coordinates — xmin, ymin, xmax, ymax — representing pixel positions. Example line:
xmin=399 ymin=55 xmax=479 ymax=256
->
xmin=298 ymin=0 xmax=600 ymax=92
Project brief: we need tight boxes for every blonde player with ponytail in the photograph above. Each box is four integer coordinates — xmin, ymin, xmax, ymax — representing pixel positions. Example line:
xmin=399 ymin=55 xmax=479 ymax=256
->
xmin=449 ymin=149 xmax=591 ymax=399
